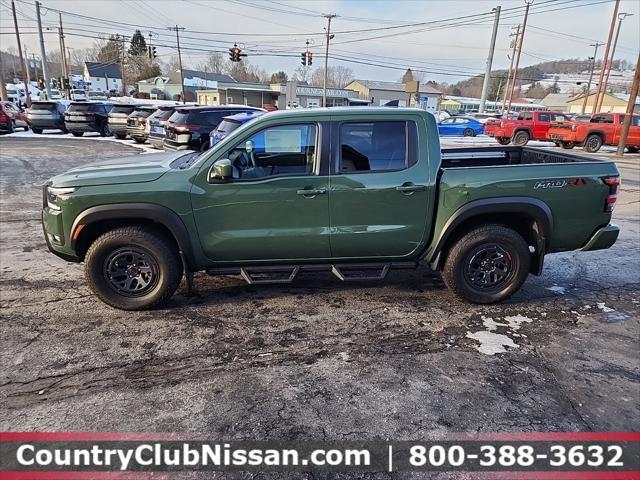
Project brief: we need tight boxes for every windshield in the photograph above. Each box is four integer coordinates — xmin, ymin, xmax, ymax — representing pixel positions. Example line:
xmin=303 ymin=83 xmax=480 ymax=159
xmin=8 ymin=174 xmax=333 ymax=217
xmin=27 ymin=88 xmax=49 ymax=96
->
xmin=216 ymin=119 xmax=242 ymax=134
xmin=31 ymin=102 xmax=57 ymax=111
xmin=7 ymin=89 xmax=17 ymax=95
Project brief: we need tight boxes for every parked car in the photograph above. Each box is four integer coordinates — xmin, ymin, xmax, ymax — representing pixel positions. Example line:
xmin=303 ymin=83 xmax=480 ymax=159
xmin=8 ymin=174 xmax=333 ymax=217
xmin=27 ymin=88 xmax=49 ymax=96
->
xmin=209 ymin=110 xmax=265 ymax=148
xmin=147 ymin=105 xmax=178 ymax=149
xmin=27 ymin=101 xmax=68 ymax=133
xmin=126 ymin=105 xmax=158 ymax=144
xmin=437 ymin=116 xmax=484 ymax=137
xmin=484 ymin=110 xmax=569 ymax=146
xmin=64 ymin=101 xmax=112 ymax=137
xmin=47 ymin=89 xmax=63 ymax=100
xmin=547 ymin=112 xmax=640 ymax=153
xmin=108 ymin=104 xmax=139 ymax=139
xmin=0 ymin=101 xmax=29 ymax=133
xmin=70 ymin=89 xmax=87 ymax=101
xmin=6 ymin=86 xmax=27 ymax=107
xmin=42 ymin=108 xmax=620 ymax=310
xmin=87 ymin=91 xmax=108 ymax=101
xmin=164 ymin=105 xmax=265 ymax=151
xmin=466 ymin=112 xmax=502 ymax=124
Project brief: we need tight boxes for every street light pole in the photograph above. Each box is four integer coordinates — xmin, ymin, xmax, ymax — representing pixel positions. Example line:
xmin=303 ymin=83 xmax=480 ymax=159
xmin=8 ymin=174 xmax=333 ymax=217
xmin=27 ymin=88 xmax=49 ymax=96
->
xmin=615 ymin=52 xmax=639 ymax=157
xmin=597 ymin=12 xmax=633 ymax=112
xmin=322 ymin=13 xmax=336 ymax=108
xmin=35 ymin=0 xmax=52 ymax=99
xmin=11 ymin=0 xmax=31 ymax=107
xmin=479 ymin=6 xmax=501 ymax=113
xmin=505 ymin=0 xmax=532 ymax=116
xmin=581 ymin=43 xmax=602 ymax=114
xmin=592 ymin=0 xmax=620 ymax=114
xmin=168 ymin=25 xmax=186 ymax=103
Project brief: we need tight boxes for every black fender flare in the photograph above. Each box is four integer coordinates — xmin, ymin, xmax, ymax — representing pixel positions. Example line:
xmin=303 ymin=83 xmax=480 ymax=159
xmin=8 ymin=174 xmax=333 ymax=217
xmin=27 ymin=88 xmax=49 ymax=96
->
xmin=70 ymin=203 xmax=196 ymax=269
xmin=430 ymin=197 xmax=553 ymax=273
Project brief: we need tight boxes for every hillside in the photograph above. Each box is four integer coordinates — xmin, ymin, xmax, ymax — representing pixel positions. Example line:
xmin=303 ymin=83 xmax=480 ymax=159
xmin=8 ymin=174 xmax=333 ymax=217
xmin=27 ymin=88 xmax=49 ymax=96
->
xmin=437 ymin=58 xmax=633 ymax=99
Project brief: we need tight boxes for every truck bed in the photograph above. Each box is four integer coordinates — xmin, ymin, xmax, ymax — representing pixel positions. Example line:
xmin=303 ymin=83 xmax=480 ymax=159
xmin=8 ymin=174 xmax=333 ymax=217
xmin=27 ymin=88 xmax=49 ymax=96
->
xmin=441 ymin=146 xmax=601 ymax=169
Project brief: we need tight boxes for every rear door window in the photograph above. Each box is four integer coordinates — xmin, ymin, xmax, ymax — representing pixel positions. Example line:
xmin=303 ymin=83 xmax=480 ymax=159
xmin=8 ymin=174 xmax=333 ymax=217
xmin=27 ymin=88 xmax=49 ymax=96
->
xmin=168 ymin=110 xmax=191 ymax=124
xmin=538 ymin=113 xmax=550 ymax=122
xmin=339 ymin=121 xmax=416 ymax=173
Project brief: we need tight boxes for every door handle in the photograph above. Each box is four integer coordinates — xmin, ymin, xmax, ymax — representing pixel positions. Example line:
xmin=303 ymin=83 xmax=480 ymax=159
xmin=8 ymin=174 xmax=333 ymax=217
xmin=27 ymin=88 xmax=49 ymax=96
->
xmin=297 ymin=187 xmax=327 ymax=196
xmin=396 ymin=183 xmax=426 ymax=193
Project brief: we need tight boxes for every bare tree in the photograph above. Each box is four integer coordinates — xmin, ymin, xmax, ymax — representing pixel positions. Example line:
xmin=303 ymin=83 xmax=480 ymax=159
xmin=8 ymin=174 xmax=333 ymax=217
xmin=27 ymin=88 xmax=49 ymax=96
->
xmin=195 ymin=52 xmax=225 ymax=75
xmin=290 ymin=65 xmax=310 ymax=84
xmin=309 ymin=66 xmax=353 ymax=88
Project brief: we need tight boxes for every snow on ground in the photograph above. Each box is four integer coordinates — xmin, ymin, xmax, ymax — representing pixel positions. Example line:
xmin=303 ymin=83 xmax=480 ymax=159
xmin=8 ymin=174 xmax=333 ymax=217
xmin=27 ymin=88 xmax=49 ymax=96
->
xmin=1 ymin=129 xmax=159 ymax=154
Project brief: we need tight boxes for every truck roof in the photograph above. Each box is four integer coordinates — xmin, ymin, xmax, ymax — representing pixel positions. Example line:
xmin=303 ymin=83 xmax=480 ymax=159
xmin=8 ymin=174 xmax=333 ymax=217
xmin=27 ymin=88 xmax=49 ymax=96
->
xmin=264 ymin=106 xmax=432 ymax=119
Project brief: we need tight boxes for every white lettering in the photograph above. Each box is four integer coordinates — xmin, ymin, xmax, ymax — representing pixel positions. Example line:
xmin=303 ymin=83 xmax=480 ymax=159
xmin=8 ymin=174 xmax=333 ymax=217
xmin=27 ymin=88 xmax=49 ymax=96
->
xmin=16 ymin=445 xmax=34 ymax=466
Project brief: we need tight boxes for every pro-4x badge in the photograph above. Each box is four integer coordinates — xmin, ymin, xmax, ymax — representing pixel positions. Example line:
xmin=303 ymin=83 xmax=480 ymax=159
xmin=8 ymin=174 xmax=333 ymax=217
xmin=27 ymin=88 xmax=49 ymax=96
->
xmin=534 ymin=180 xmax=567 ymax=189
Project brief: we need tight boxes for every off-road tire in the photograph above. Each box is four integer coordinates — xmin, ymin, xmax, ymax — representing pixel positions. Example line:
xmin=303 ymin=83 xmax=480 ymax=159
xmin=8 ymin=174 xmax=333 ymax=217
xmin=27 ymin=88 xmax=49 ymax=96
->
xmin=32 ymin=127 xmax=43 ymax=134
xmin=84 ymin=226 xmax=183 ymax=310
xmin=463 ymin=128 xmax=475 ymax=137
xmin=560 ymin=141 xmax=575 ymax=149
xmin=71 ymin=131 xmax=83 ymax=137
xmin=512 ymin=130 xmax=530 ymax=146
xmin=442 ymin=224 xmax=530 ymax=304
xmin=583 ymin=134 xmax=603 ymax=153
xmin=496 ymin=137 xmax=511 ymax=145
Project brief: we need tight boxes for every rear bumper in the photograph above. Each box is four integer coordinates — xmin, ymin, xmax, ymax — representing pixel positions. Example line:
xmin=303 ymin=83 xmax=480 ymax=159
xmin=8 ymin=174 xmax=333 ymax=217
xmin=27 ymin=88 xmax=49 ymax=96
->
xmin=163 ymin=139 xmax=190 ymax=151
xmin=581 ymin=224 xmax=620 ymax=251
xmin=65 ymin=122 xmax=99 ymax=132
xmin=149 ymin=135 xmax=165 ymax=149
xmin=127 ymin=126 xmax=147 ymax=139
xmin=109 ymin=123 xmax=128 ymax=134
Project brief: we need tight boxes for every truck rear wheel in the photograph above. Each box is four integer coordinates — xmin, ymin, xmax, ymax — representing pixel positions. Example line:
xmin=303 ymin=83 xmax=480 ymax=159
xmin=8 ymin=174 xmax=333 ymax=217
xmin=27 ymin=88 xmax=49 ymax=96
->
xmin=442 ymin=225 xmax=530 ymax=304
xmin=583 ymin=134 xmax=603 ymax=153
xmin=512 ymin=130 xmax=530 ymax=146
xmin=84 ymin=226 xmax=183 ymax=310
xmin=496 ymin=137 xmax=511 ymax=145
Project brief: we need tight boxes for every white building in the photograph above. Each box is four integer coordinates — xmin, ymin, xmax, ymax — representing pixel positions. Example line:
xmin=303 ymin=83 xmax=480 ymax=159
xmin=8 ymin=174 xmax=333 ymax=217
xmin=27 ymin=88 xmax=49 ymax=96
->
xmin=83 ymin=62 xmax=122 ymax=93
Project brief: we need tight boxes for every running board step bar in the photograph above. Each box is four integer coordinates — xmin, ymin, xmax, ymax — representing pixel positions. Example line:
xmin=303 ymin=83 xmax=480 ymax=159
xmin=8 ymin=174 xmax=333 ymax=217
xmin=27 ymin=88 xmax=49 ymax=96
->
xmin=206 ymin=262 xmax=417 ymax=285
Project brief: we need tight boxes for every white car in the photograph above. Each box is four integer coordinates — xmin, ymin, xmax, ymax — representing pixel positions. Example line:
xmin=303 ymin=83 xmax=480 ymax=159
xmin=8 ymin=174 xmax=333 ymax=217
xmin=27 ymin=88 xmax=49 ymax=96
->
xmin=6 ymin=87 xmax=27 ymax=108
xmin=87 ymin=91 xmax=108 ymax=101
xmin=70 ymin=89 xmax=87 ymax=101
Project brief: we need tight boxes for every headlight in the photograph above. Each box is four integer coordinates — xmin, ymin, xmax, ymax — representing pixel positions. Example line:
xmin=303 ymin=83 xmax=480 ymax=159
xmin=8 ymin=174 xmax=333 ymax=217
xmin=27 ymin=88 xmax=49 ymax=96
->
xmin=46 ymin=186 xmax=75 ymax=210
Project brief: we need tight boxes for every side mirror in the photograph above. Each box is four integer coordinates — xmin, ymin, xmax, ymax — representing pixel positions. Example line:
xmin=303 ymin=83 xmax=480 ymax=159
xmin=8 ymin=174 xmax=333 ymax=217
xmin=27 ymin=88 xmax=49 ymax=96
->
xmin=209 ymin=159 xmax=234 ymax=182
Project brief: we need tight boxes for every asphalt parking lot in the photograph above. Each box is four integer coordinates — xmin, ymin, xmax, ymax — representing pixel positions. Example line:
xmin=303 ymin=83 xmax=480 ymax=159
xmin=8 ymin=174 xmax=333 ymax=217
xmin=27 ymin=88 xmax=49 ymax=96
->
xmin=1 ymin=135 xmax=638 ymax=464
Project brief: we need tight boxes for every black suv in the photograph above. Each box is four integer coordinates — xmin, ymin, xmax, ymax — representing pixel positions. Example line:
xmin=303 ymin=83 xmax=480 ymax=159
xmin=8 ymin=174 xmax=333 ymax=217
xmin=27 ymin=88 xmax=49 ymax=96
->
xmin=148 ymin=105 xmax=178 ymax=149
xmin=164 ymin=105 xmax=264 ymax=151
xmin=64 ymin=102 xmax=112 ymax=137
xmin=26 ymin=101 xmax=68 ymax=133
xmin=108 ymin=104 xmax=139 ymax=139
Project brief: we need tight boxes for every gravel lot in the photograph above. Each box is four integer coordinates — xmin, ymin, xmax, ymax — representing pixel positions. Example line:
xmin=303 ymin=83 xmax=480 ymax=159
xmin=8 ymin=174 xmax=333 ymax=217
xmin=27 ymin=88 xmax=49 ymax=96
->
xmin=0 ymin=134 xmax=638 ymax=475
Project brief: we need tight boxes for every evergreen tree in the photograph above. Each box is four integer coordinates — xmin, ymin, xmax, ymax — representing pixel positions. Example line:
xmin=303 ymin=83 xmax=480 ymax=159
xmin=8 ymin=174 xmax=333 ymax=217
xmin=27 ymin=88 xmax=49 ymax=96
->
xmin=128 ymin=30 xmax=147 ymax=57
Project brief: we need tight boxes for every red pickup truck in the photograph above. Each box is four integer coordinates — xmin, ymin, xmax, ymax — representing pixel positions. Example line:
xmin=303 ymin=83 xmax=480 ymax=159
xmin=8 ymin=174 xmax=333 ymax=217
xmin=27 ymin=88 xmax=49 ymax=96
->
xmin=485 ymin=110 xmax=569 ymax=146
xmin=547 ymin=112 xmax=640 ymax=153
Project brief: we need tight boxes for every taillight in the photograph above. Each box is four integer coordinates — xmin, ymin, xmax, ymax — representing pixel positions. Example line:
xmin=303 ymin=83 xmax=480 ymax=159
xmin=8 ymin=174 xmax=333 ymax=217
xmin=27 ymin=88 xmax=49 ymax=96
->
xmin=175 ymin=124 xmax=200 ymax=133
xmin=0 ymin=110 xmax=8 ymax=122
xmin=603 ymin=176 xmax=620 ymax=212
xmin=139 ymin=117 xmax=147 ymax=124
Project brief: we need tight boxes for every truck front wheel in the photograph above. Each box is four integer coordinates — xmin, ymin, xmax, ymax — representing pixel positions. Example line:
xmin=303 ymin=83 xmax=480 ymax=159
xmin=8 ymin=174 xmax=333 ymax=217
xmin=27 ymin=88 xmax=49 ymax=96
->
xmin=84 ymin=226 xmax=183 ymax=310
xmin=583 ymin=134 xmax=603 ymax=153
xmin=442 ymin=225 xmax=530 ymax=304
xmin=512 ymin=130 xmax=530 ymax=146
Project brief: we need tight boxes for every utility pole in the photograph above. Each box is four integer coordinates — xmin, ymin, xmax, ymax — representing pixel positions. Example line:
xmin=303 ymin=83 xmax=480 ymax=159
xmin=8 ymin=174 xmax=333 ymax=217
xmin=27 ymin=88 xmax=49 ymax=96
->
xmin=58 ymin=12 xmax=69 ymax=95
xmin=11 ymin=0 xmax=31 ymax=107
xmin=480 ymin=6 xmax=501 ymax=113
xmin=35 ymin=0 xmax=52 ymax=99
xmin=598 ymin=12 xmax=633 ymax=112
xmin=615 ymin=52 xmax=639 ymax=157
xmin=0 ymin=55 xmax=7 ymax=101
xmin=581 ymin=42 xmax=603 ymax=114
xmin=322 ymin=13 xmax=336 ymax=108
xmin=592 ymin=0 xmax=620 ymax=114
xmin=505 ymin=0 xmax=532 ymax=115
xmin=501 ymin=25 xmax=520 ymax=115
xmin=168 ymin=25 xmax=186 ymax=103
xmin=121 ymin=36 xmax=127 ymax=96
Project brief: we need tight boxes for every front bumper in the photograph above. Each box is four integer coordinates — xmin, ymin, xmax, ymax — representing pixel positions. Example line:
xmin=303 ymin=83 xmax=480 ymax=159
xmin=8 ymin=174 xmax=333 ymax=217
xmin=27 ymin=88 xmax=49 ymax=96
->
xmin=41 ymin=207 xmax=80 ymax=262
xmin=581 ymin=224 xmax=620 ymax=251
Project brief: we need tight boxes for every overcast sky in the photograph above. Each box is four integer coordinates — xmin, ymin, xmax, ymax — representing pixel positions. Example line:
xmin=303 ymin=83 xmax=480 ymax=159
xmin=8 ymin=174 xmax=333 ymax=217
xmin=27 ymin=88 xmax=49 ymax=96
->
xmin=1 ymin=0 xmax=638 ymax=83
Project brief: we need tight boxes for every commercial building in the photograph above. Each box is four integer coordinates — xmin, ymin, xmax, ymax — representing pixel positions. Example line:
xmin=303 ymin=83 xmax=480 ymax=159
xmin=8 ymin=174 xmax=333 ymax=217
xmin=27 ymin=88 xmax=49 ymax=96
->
xmin=440 ymin=96 xmax=547 ymax=113
xmin=345 ymin=79 xmax=442 ymax=110
xmin=137 ymin=70 xmax=236 ymax=102
xmin=540 ymin=93 xmax=574 ymax=112
xmin=565 ymin=92 xmax=639 ymax=114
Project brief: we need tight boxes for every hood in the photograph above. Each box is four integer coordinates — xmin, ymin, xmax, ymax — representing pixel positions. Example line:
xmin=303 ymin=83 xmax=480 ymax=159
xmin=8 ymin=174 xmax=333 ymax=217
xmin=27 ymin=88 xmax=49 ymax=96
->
xmin=50 ymin=150 xmax=192 ymax=188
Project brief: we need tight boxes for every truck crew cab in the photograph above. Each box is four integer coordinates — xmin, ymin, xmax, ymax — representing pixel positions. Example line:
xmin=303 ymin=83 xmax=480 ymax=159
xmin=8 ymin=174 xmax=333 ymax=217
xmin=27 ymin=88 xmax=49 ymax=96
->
xmin=485 ymin=110 xmax=569 ymax=146
xmin=547 ymin=112 xmax=640 ymax=153
xmin=43 ymin=108 xmax=620 ymax=310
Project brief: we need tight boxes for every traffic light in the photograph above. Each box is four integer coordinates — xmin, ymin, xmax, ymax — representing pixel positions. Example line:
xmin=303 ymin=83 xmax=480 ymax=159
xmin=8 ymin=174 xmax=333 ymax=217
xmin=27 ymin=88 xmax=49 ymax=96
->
xmin=301 ymin=52 xmax=306 ymax=66
xmin=148 ymin=46 xmax=157 ymax=60
xmin=229 ymin=44 xmax=244 ymax=62
xmin=307 ymin=52 xmax=313 ymax=66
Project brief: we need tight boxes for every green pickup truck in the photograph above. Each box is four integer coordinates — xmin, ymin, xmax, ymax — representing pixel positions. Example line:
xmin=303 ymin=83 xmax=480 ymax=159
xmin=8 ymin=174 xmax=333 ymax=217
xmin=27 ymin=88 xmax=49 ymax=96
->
xmin=42 ymin=108 xmax=620 ymax=310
